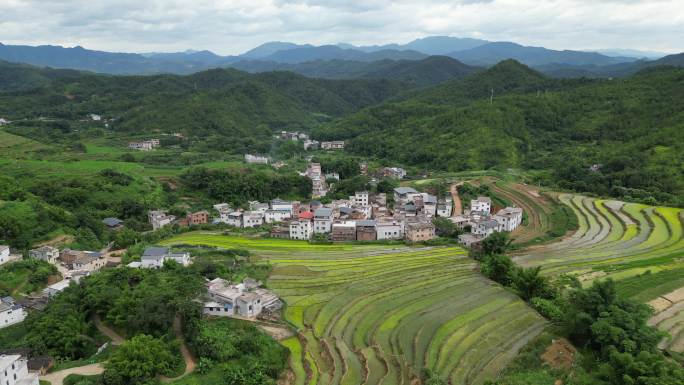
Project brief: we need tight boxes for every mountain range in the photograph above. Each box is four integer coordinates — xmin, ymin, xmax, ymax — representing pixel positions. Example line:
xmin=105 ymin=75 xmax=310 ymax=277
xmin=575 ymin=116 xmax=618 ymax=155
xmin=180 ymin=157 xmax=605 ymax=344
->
xmin=0 ymin=37 xmax=681 ymax=82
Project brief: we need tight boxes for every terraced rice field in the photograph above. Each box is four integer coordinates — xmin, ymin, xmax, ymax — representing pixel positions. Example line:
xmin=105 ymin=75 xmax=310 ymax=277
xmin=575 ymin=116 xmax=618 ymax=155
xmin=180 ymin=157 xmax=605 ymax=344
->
xmin=163 ymin=233 xmax=547 ymax=385
xmin=513 ymin=194 xmax=684 ymax=351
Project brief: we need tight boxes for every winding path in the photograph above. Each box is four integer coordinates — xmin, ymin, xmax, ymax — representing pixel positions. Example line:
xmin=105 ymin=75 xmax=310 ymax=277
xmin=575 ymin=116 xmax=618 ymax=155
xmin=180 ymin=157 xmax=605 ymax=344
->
xmin=160 ymin=315 xmax=197 ymax=383
xmin=93 ymin=315 xmax=124 ymax=345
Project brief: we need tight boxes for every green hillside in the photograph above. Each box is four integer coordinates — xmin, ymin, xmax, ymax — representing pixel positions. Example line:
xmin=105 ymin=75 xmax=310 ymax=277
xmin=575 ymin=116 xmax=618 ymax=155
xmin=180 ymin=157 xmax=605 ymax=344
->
xmin=0 ymin=62 xmax=407 ymax=155
xmin=313 ymin=62 xmax=684 ymax=206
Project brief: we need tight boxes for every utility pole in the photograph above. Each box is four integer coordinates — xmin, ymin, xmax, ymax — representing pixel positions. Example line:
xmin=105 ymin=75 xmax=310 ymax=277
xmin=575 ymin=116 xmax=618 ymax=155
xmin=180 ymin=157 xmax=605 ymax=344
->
xmin=490 ymin=88 xmax=494 ymax=104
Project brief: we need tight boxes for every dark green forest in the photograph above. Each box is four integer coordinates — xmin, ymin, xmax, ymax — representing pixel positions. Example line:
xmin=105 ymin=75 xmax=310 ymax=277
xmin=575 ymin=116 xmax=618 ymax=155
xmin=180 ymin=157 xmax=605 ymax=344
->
xmin=313 ymin=61 xmax=684 ymax=206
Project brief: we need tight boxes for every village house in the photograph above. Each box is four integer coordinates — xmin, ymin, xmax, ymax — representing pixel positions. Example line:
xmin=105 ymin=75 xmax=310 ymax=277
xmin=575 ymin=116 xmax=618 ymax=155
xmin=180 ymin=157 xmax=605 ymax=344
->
xmin=314 ymin=208 xmax=334 ymax=234
xmin=71 ymin=252 xmax=105 ymax=271
xmin=242 ymin=211 xmax=265 ymax=228
xmin=270 ymin=224 xmax=290 ymax=239
xmin=325 ymin=172 xmax=340 ymax=180
xmin=270 ymin=199 xmax=294 ymax=214
xmin=352 ymin=191 xmax=369 ymax=206
xmin=265 ymin=209 xmax=291 ymax=224
xmin=0 ymin=297 xmax=26 ymax=329
xmin=458 ymin=233 xmax=483 ymax=247
xmin=148 ymin=210 xmax=176 ymax=230
xmin=331 ymin=221 xmax=356 ymax=242
xmin=376 ymin=220 xmax=404 ymax=240
xmin=356 ymin=220 xmax=377 ymax=241
xmin=140 ymin=247 xmax=191 ymax=269
xmin=0 ymin=245 xmax=10 ymax=266
xmin=494 ymin=207 xmax=524 ymax=232
xmin=320 ymin=141 xmax=345 ymax=150
xmin=29 ymin=246 xmax=59 ymax=264
xmin=303 ymin=139 xmax=320 ymax=150
xmin=203 ymin=278 xmax=281 ymax=319
xmin=0 ymin=354 xmax=39 ymax=385
xmin=250 ymin=201 xmax=270 ymax=213
xmin=472 ymin=219 xmax=502 ymax=238
xmin=224 ymin=211 xmax=244 ymax=227
xmin=102 ymin=217 xmax=124 ymax=230
xmin=393 ymin=187 xmax=418 ymax=206
xmin=185 ymin=210 xmax=209 ymax=226
xmin=244 ymin=154 xmax=270 ymax=164
xmin=128 ymin=139 xmax=160 ymax=151
xmin=406 ymin=221 xmax=436 ymax=243
xmin=289 ymin=212 xmax=314 ymax=240
xmin=437 ymin=198 xmax=454 ymax=218
xmin=213 ymin=203 xmax=232 ymax=223
xmin=0 ymin=118 xmax=10 ymax=126
xmin=471 ymin=197 xmax=492 ymax=215
xmin=43 ymin=280 xmax=72 ymax=299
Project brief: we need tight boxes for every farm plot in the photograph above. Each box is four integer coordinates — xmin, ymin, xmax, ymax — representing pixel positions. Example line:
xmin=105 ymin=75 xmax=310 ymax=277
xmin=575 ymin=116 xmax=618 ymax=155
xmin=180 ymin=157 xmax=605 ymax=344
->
xmin=512 ymin=195 xmax=684 ymax=351
xmin=162 ymin=233 xmax=547 ymax=385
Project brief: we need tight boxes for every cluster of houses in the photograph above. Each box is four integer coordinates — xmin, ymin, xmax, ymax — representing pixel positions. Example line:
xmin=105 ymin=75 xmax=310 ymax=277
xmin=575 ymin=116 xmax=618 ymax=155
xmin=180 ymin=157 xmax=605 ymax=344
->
xmin=301 ymin=162 xmax=329 ymax=197
xmin=455 ymin=197 xmax=524 ymax=246
xmin=128 ymin=138 xmax=160 ymax=151
xmin=206 ymin=186 xmax=457 ymax=243
xmin=202 ymin=277 xmax=281 ymax=319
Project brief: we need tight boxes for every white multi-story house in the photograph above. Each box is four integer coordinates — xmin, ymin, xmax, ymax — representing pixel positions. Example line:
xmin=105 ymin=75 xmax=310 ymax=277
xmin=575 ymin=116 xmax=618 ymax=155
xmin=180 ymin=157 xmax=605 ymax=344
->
xmin=225 ymin=212 xmax=244 ymax=228
xmin=0 ymin=246 xmax=9 ymax=266
xmin=0 ymin=354 xmax=39 ymax=385
xmin=213 ymin=203 xmax=232 ymax=223
xmin=29 ymin=246 xmax=60 ymax=264
xmin=265 ymin=209 xmax=292 ymax=224
xmin=202 ymin=278 xmax=280 ymax=319
xmin=0 ymin=297 xmax=26 ymax=329
xmin=270 ymin=199 xmax=294 ymax=214
xmin=437 ymin=198 xmax=453 ymax=217
xmin=314 ymin=208 xmax=334 ymax=234
xmin=289 ymin=216 xmax=313 ymax=240
xmin=422 ymin=194 xmax=438 ymax=217
xmin=141 ymin=247 xmax=191 ymax=269
xmin=494 ymin=207 xmax=524 ymax=232
xmin=353 ymin=191 xmax=369 ymax=207
xmin=471 ymin=197 xmax=492 ymax=215
xmin=148 ymin=210 xmax=176 ymax=230
xmin=376 ymin=221 xmax=404 ymax=240
xmin=472 ymin=219 xmax=501 ymax=238
xmin=243 ymin=211 xmax=264 ymax=228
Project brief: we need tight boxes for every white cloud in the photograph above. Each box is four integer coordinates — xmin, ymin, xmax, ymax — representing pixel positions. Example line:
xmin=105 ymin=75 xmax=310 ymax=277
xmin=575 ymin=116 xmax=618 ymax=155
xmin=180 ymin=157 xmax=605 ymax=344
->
xmin=0 ymin=0 xmax=682 ymax=54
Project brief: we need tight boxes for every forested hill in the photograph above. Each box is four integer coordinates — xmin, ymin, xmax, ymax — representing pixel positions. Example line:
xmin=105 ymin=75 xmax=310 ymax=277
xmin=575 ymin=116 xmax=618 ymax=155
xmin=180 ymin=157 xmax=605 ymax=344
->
xmin=313 ymin=62 xmax=684 ymax=206
xmin=0 ymin=61 xmax=407 ymax=139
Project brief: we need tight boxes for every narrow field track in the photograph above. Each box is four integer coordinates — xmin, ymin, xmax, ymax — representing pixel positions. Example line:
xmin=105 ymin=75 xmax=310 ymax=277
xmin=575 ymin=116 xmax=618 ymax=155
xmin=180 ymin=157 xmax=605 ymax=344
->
xmin=162 ymin=234 xmax=546 ymax=385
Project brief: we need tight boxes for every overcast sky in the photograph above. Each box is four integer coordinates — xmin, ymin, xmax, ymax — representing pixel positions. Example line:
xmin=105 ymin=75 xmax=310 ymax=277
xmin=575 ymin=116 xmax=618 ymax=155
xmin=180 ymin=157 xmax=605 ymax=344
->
xmin=1 ymin=0 xmax=682 ymax=55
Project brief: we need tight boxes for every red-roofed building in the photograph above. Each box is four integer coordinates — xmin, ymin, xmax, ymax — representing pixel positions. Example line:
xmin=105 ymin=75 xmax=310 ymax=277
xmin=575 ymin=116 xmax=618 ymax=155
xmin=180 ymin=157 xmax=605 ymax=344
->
xmin=298 ymin=211 xmax=314 ymax=220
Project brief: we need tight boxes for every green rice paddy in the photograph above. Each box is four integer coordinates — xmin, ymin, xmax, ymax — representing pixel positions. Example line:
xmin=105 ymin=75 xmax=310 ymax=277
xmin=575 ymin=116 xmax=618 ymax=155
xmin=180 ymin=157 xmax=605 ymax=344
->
xmin=163 ymin=233 xmax=546 ymax=385
xmin=513 ymin=194 xmax=684 ymax=352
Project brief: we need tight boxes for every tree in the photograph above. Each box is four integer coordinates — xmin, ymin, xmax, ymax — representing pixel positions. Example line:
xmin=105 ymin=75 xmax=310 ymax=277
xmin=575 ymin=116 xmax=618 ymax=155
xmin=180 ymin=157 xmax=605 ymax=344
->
xmin=481 ymin=231 xmax=512 ymax=256
xmin=480 ymin=254 xmax=516 ymax=286
xmin=102 ymin=334 xmax=177 ymax=385
xmin=512 ymin=266 xmax=552 ymax=301
xmin=432 ymin=217 xmax=461 ymax=239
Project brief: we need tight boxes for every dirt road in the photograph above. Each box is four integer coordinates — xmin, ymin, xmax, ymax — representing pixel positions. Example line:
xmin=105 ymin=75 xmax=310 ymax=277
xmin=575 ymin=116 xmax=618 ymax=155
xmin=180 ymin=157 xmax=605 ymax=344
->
xmin=41 ymin=364 xmax=104 ymax=385
xmin=450 ymin=182 xmax=463 ymax=216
